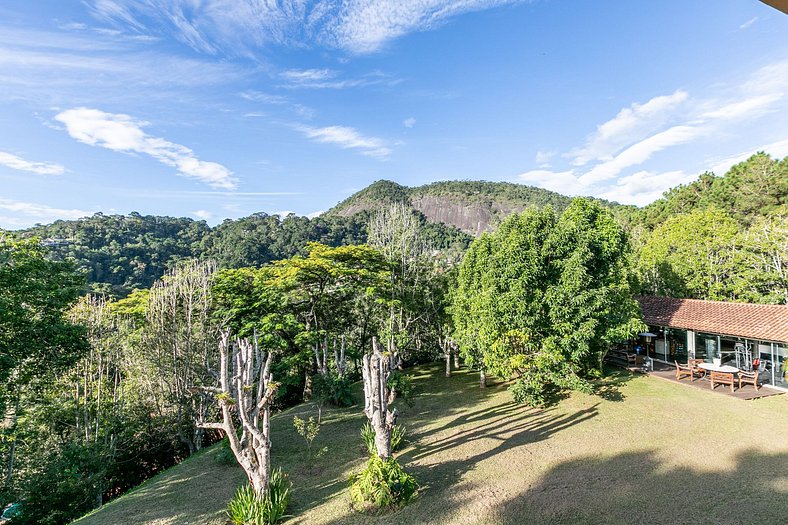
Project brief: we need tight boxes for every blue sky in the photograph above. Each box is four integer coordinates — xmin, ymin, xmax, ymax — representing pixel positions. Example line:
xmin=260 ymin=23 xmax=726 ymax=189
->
xmin=1 ymin=1 xmax=787 ymax=229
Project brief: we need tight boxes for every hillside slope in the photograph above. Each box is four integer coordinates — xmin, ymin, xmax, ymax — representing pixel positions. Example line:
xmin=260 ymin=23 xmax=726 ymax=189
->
xmin=72 ymin=364 xmax=788 ymax=525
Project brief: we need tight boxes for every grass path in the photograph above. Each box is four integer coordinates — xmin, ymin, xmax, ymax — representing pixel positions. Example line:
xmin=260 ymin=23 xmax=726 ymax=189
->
xmin=74 ymin=364 xmax=788 ymax=525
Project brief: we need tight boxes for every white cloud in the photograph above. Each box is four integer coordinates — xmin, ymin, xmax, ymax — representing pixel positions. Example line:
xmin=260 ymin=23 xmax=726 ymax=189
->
xmin=325 ymin=0 xmax=520 ymax=53
xmin=54 ymin=108 xmax=237 ymax=189
xmin=570 ymin=90 xmax=689 ymax=166
xmin=85 ymin=0 xmax=521 ymax=55
xmin=403 ymin=117 xmax=417 ymax=128
xmin=707 ymin=138 xmax=788 ymax=176
xmin=597 ymin=170 xmax=696 ymax=206
xmin=297 ymin=124 xmax=392 ymax=158
xmin=0 ymin=197 xmax=92 ymax=225
xmin=306 ymin=210 xmax=325 ymax=219
xmin=281 ymin=68 xmax=335 ymax=82
xmin=192 ymin=209 xmax=213 ymax=219
xmin=700 ymin=93 xmax=782 ymax=120
xmin=0 ymin=151 xmax=65 ymax=175
xmin=739 ymin=17 xmax=758 ymax=30
xmin=534 ymin=150 xmax=554 ymax=167
xmin=579 ymin=125 xmax=703 ymax=184
xmin=516 ymin=169 xmax=584 ymax=195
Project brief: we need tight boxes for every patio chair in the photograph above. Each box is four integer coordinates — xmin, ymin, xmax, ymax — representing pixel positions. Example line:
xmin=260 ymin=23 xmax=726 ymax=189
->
xmin=688 ymin=359 xmax=706 ymax=381
xmin=675 ymin=361 xmax=692 ymax=381
xmin=709 ymin=371 xmax=735 ymax=393
xmin=737 ymin=370 xmax=759 ymax=391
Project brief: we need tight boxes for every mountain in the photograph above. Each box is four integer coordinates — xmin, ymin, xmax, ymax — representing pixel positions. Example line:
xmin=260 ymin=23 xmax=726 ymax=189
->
xmin=327 ymin=180 xmax=623 ymax=235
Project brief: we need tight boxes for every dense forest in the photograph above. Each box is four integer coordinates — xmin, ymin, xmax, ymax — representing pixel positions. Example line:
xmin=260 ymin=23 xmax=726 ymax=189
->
xmin=0 ymin=152 xmax=786 ymax=524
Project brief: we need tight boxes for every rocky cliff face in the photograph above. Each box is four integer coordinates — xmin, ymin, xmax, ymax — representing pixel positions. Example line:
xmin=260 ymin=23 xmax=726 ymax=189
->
xmin=410 ymin=195 xmax=527 ymax=235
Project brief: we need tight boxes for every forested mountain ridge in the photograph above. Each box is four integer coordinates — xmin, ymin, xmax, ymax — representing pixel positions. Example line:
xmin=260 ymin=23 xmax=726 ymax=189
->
xmin=10 ymin=152 xmax=785 ymax=298
xmin=327 ymin=180 xmax=607 ymax=235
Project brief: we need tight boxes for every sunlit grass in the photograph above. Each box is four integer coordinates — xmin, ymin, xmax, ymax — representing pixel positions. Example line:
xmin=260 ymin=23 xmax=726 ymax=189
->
xmin=73 ymin=364 xmax=788 ymax=525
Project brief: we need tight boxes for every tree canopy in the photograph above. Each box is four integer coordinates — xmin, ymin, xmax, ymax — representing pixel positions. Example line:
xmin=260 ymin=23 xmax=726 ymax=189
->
xmin=452 ymin=199 xmax=644 ymax=405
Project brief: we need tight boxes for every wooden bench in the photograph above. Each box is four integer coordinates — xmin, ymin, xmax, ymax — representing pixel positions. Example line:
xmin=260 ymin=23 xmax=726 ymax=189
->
xmin=709 ymin=370 xmax=735 ymax=392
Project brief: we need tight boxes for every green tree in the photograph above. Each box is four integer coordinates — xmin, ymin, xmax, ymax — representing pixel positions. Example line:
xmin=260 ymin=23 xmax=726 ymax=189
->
xmin=637 ymin=207 xmax=743 ymax=301
xmin=453 ymin=200 xmax=643 ymax=405
xmin=0 ymin=236 xmax=87 ymax=491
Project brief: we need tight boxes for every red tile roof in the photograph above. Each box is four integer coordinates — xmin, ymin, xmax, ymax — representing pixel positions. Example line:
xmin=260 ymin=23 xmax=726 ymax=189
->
xmin=637 ymin=296 xmax=788 ymax=343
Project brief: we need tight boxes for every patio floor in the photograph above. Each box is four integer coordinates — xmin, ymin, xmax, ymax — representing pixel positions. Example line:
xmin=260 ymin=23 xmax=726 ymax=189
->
xmin=646 ymin=361 xmax=785 ymax=400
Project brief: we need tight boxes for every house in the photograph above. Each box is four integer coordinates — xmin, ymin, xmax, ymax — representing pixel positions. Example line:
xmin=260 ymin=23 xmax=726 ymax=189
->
xmin=636 ymin=296 xmax=788 ymax=391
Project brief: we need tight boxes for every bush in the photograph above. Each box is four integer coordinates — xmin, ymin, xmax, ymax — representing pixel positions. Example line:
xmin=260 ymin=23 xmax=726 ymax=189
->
xmin=349 ymin=456 xmax=417 ymax=513
xmin=214 ymin=437 xmax=236 ymax=465
xmin=361 ymin=423 xmax=406 ymax=457
xmin=312 ymin=372 xmax=354 ymax=407
xmin=226 ymin=469 xmax=291 ymax=525
xmin=387 ymin=371 xmax=415 ymax=406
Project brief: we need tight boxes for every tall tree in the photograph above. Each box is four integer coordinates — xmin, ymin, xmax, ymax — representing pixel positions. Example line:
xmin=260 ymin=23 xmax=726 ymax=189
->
xmin=0 ymin=236 xmax=87 ymax=489
xmin=453 ymin=200 xmax=643 ymax=405
xmin=145 ymin=259 xmax=219 ymax=454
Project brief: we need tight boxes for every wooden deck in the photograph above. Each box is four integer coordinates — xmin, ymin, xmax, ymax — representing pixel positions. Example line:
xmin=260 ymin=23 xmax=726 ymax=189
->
xmin=646 ymin=362 xmax=785 ymax=401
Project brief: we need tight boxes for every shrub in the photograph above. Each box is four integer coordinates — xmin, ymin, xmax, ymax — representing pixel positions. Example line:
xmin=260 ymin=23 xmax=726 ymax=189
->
xmin=387 ymin=371 xmax=415 ymax=406
xmin=312 ymin=372 xmax=354 ymax=407
xmin=293 ymin=415 xmax=326 ymax=459
xmin=361 ymin=422 xmax=406 ymax=457
xmin=349 ymin=456 xmax=417 ymax=513
xmin=226 ymin=469 xmax=291 ymax=525
xmin=214 ymin=437 xmax=236 ymax=465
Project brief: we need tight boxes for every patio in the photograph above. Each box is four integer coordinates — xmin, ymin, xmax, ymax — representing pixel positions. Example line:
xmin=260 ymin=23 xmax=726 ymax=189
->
xmin=647 ymin=361 xmax=784 ymax=401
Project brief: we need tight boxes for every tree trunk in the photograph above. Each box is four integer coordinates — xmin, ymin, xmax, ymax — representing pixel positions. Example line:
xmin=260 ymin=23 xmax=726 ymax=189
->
xmin=198 ymin=332 xmax=277 ymax=498
xmin=361 ymin=336 xmax=397 ymax=459
xmin=453 ymin=346 xmax=460 ymax=369
xmin=480 ymin=369 xmax=487 ymax=388
xmin=445 ymin=349 xmax=452 ymax=377
xmin=303 ymin=371 xmax=313 ymax=401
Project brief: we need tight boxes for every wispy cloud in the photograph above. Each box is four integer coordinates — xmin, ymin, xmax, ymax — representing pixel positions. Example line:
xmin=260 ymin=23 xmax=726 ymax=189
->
xmin=0 ymin=151 xmax=65 ymax=175
xmin=518 ymin=59 xmax=788 ymax=206
xmin=569 ymin=90 xmax=689 ymax=166
xmin=85 ymin=0 xmax=522 ymax=55
xmin=278 ymin=67 xmax=396 ymax=89
xmin=578 ymin=125 xmax=703 ymax=185
xmin=403 ymin=117 xmax=416 ymax=128
xmin=54 ymin=108 xmax=237 ymax=189
xmin=296 ymin=124 xmax=392 ymax=158
xmin=192 ymin=209 xmax=213 ymax=219
xmin=0 ymin=197 xmax=92 ymax=225
xmin=739 ymin=17 xmax=758 ymax=30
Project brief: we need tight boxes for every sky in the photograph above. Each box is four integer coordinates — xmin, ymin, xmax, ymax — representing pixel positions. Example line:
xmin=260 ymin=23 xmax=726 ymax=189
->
xmin=0 ymin=0 xmax=787 ymax=229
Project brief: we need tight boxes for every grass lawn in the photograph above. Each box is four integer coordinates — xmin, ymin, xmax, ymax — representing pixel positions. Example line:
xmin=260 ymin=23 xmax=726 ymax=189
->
xmin=73 ymin=363 xmax=788 ymax=525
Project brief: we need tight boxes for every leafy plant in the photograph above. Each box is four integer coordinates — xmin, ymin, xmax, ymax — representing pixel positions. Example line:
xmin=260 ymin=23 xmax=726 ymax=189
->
xmin=312 ymin=372 xmax=354 ymax=408
xmin=361 ymin=422 xmax=406 ymax=457
xmin=226 ymin=469 xmax=291 ymax=525
xmin=387 ymin=371 xmax=415 ymax=406
xmin=349 ymin=456 xmax=417 ymax=513
xmin=293 ymin=416 xmax=324 ymax=459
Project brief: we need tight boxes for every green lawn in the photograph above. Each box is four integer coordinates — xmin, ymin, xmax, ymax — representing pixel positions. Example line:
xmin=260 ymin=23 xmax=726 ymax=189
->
xmin=74 ymin=364 xmax=788 ymax=525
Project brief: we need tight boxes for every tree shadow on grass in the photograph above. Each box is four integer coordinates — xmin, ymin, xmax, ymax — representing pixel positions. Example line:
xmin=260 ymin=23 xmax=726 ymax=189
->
xmin=494 ymin=448 xmax=788 ymax=524
xmin=592 ymin=368 xmax=636 ymax=403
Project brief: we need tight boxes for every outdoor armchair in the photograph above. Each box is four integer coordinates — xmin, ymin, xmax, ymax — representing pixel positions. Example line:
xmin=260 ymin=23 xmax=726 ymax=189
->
xmin=737 ymin=370 xmax=759 ymax=390
xmin=675 ymin=361 xmax=692 ymax=381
